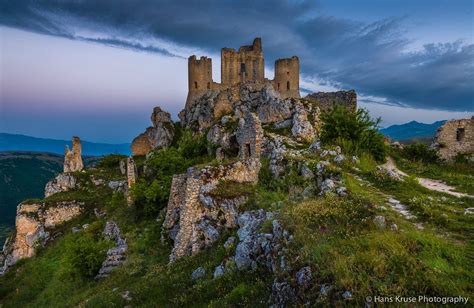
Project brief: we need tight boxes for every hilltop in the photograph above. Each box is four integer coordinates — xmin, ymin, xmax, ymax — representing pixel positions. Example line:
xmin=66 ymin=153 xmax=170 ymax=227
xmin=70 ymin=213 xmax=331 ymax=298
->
xmin=0 ymin=85 xmax=472 ymax=305
xmin=0 ymin=38 xmax=472 ymax=306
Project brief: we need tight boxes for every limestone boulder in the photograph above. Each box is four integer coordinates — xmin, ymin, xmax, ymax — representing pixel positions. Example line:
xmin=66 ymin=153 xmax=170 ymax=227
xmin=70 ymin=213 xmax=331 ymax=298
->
xmin=131 ymin=106 xmax=175 ymax=156
xmin=291 ymin=103 xmax=315 ymax=143
xmin=45 ymin=173 xmax=77 ymax=197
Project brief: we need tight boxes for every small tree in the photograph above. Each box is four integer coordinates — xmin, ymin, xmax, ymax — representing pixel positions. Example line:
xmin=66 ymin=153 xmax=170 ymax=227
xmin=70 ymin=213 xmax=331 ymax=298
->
xmin=401 ymin=143 xmax=439 ymax=163
xmin=320 ymin=105 xmax=387 ymax=162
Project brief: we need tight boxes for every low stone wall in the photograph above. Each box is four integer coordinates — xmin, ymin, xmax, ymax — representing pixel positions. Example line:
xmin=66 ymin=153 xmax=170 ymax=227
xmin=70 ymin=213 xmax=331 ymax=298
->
xmin=305 ymin=90 xmax=357 ymax=112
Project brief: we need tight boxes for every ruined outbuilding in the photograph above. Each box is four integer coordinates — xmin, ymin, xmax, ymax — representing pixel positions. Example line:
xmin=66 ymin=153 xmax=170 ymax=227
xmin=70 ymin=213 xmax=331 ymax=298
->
xmin=186 ymin=38 xmax=300 ymax=107
xmin=431 ymin=117 xmax=474 ymax=161
xmin=236 ymin=112 xmax=264 ymax=160
xmin=64 ymin=136 xmax=83 ymax=172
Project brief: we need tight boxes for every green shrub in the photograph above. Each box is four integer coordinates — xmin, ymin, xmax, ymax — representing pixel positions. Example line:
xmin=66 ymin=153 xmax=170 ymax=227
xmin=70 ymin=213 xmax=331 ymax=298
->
xmin=97 ymin=154 xmax=127 ymax=168
xmin=453 ymin=153 xmax=473 ymax=164
xmin=320 ymin=105 xmax=387 ymax=162
xmin=401 ymin=143 xmax=439 ymax=163
xmin=131 ymin=131 xmax=216 ymax=218
xmin=63 ymin=228 xmax=111 ymax=278
xmin=177 ymin=129 xmax=212 ymax=160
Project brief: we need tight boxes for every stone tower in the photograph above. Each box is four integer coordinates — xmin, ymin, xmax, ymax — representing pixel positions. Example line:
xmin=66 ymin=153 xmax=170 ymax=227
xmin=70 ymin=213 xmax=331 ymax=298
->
xmin=274 ymin=56 xmax=300 ymax=99
xmin=185 ymin=38 xmax=300 ymax=106
xmin=221 ymin=37 xmax=265 ymax=87
xmin=186 ymin=56 xmax=213 ymax=108
xmin=64 ymin=136 xmax=83 ymax=173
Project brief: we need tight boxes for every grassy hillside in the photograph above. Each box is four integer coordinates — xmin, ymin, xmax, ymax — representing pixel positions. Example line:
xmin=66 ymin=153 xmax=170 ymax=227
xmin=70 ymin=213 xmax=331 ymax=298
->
xmin=0 ymin=140 xmax=472 ymax=306
xmin=0 ymin=152 xmax=63 ymax=243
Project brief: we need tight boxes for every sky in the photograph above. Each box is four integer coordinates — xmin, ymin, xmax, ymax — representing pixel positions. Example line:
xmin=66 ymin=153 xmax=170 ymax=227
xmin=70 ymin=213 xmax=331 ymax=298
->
xmin=0 ymin=0 xmax=473 ymax=143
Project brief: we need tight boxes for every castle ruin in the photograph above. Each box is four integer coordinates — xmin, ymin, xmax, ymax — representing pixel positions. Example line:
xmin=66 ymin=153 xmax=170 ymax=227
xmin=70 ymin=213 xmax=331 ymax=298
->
xmin=186 ymin=38 xmax=300 ymax=107
xmin=431 ymin=117 xmax=474 ymax=161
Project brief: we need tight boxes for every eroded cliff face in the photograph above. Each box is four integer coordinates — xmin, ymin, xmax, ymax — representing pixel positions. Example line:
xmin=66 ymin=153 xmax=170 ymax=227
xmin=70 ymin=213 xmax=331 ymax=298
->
xmin=0 ymin=201 xmax=83 ymax=275
xmin=131 ymin=107 xmax=175 ymax=156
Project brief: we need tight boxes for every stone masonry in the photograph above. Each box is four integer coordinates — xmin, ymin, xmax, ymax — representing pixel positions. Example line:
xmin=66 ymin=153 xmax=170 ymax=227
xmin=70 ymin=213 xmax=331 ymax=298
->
xmin=164 ymin=154 xmax=262 ymax=262
xmin=126 ymin=157 xmax=137 ymax=205
xmin=305 ymin=90 xmax=357 ymax=112
xmin=236 ymin=112 xmax=264 ymax=160
xmin=431 ymin=117 xmax=474 ymax=161
xmin=186 ymin=38 xmax=300 ymax=107
xmin=64 ymin=136 xmax=83 ymax=172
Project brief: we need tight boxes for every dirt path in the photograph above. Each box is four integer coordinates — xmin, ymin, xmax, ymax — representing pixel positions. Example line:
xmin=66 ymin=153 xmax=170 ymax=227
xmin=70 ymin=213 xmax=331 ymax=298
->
xmin=380 ymin=157 xmax=472 ymax=198
xmin=417 ymin=178 xmax=471 ymax=198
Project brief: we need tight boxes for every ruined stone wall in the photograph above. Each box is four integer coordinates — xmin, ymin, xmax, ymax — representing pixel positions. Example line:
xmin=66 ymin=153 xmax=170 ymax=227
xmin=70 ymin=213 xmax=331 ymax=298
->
xmin=164 ymin=158 xmax=261 ymax=262
xmin=236 ymin=112 xmax=264 ymax=160
xmin=305 ymin=90 xmax=357 ymax=112
xmin=274 ymin=56 xmax=300 ymax=99
xmin=432 ymin=117 xmax=474 ymax=160
xmin=221 ymin=38 xmax=265 ymax=87
xmin=64 ymin=136 xmax=83 ymax=173
xmin=126 ymin=157 xmax=137 ymax=205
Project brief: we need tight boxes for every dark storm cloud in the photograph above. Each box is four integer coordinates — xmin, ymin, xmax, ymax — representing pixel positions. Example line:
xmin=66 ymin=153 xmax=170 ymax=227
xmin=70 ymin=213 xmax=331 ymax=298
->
xmin=1 ymin=0 xmax=472 ymax=111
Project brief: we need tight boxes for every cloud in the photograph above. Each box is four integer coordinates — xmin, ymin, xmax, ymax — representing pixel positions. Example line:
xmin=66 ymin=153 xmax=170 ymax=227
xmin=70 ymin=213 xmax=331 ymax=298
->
xmin=1 ymin=0 xmax=472 ymax=111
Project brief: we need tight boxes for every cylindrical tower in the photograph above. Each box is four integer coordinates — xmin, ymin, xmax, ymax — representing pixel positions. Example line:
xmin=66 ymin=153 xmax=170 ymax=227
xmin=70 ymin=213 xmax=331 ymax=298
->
xmin=186 ymin=55 xmax=213 ymax=107
xmin=274 ymin=56 xmax=300 ymax=99
xmin=188 ymin=55 xmax=213 ymax=92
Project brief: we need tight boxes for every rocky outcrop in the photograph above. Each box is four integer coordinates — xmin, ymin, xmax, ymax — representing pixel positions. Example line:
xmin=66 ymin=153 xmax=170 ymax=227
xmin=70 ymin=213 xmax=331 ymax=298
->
xmin=131 ymin=106 xmax=175 ymax=156
xmin=44 ymin=173 xmax=77 ymax=197
xmin=291 ymin=102 xmax=317 ymax=143
xmin=64 ymin=136 xmax=83 ymax=172
xmin=305 ymin=90 xmax=357 ymax=112
xmin=233 ymin=210 xmax=291 ymax=273
xmin=0 ymin=201 xmax=83 ymax=275
xmin=163 ymin=158 xmax=261 ymax=262
xmin=96 ymin=221 xmax=127 ymax=279
xmin=431 ymin=117 xmax=474 ymax=161
xmin=180 ymin=83 xmax=322 ymax=137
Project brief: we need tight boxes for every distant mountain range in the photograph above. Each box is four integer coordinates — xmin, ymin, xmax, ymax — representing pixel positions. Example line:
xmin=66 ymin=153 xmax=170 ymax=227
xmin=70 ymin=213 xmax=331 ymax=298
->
xmin=0 ymin=133 xmax=131 ymax=156
xmin=380 ymin=120 xmax=446 ymax=142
